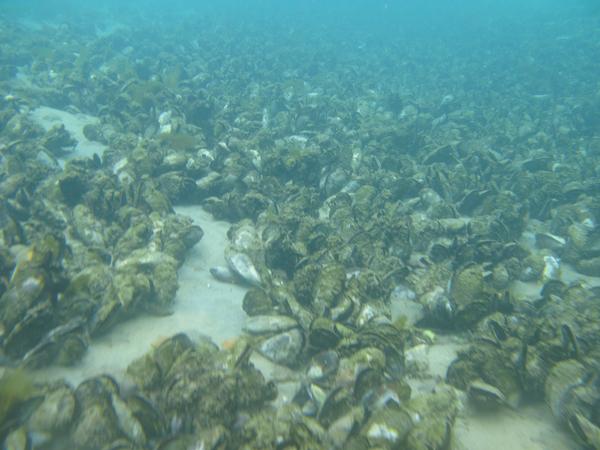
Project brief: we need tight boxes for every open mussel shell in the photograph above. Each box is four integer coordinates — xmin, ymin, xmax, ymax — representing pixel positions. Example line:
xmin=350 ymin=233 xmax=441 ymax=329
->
xmin=317 ymin=385 xmax=354 ymax=428
xmin=308 ymin=318 xmax=341 ymax=351
xmin=560 ymin=323 xmax=579 ymax=359
xmin=0 ymin=396 xmax=44 ymax=445
xmin=457 ymin=189 xmax=492 ymax=215
xmin=110 ymin=393 xmax=148 ymax=446
xmin=362 ymin=381 xmax=409 ymax=413
xmin=242 ymin=287 xmax=273 ymax=316
xmin=328 ymin=406 xmax=365 ymax=448
xmin=535 ymin=232 xmax=566 ymax=251
xmin=475 ymin=313 xmax=510 ymax=343
xmin=467 ymin=379 xmax=508 ymax=409
xmin=352 ymin=366 xmax=383 ymax=404
xmin=75 ymin=374 xmax=121 ymax=404
xmin=293 ymin=382 xmax=327 ymax=416
xmin=153 ymin=333 xmax=196 ymax=375
xmin=429 ymin=241 xmax=453 ymax=263
xmin=21 ymin=316 xmax=89 ymax=369
xmin=569 ymin=412 xmax=600 ymax=448
xmin=243 ymin=315 xmax=299 ymax=336
xmin=330 ymin=294 xmax=355 ymax=322
xmin=363 ymin=405 xmax=414 ymax=447
xmin=307 ymin=350 xmax=340 ymax=384
xmin=27 ymin=384 xmax=76 ymax=435
xmin=3 ymin=427 xmax=30 ymax=450
xmin=126 ymin=393 xmax=166 ymax=439
xmin=540 ymin=279 xmax=566 ymax=300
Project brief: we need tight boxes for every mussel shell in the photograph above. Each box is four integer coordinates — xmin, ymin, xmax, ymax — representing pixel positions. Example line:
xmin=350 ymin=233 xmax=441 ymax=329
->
xmin=102 ymin=438 xmax=136 ymax=450
xmin=467 ymin=380 xmax=507 ymax=409
xmin=110 ymin=393 xmax=147 ymax=445
xmin=320 ymin=167 xmax=350 ymax=197
xmin=364 ymin=406 xmax=414 ymax=447
xmin=569 ymin=413 xmax=600 ymax=448
xmin=209 ymin=266 xmax=238 ymax=284
xmin=90 ymin=300 xmax=123 ymax=337
xmin=501 ymin=242 xmax=529 ymax=259
xmin=540 ymin=280 xmax=566 ymax=300
xmin=353 ymin=366 xmax=383 ymax=403
xmin=75 ymin=374 xmax=121 ymax=406
xmin=475 ymin=311 xmax=509 ymax=340
xmin=292 ymin=383 xmax=318 ymax=415
xmin=307 ymin=350 xmax=340 ymax=384
xmin=2 ymin=426 xmax=32 ymax=450
xmin=153 ymin=333 xmax=195 ymax=374
xmin=126 ymin=393 xmax=165 ymax=438
xmin=243 ymin=315 xmax=298 ymax=335
xmin=521 ymin=156 xmax=552 ymax=172
xmin=5 ymin=197 xmax=30 ymax=221
xmin=457 ymin=189 xmax=491 ymax=215
xmin=0 ymin=397 xmax=44 ymax=444
xmin=308 ymin=318 xmax=341 ymax=351
xmin=422 ymin=144 xmax=458 ymax=165
xmin=560 ymin=324 xmax=579 ymax=359
xmin=226 ymin=252 xmax=261 ymax=287
xmin=330 ymin=295 xmax=354 ymax=322
xmin=545 ymin=359 xmax=588 ymax=422
xmin=242 ymin=287 xmax=273 ymax=316
xmin=562 ymin=182 xmax=586 ymax=202
xmin=535 ymin=232 xmax=566 ymax=251
xmin=258 ymin=328 xmax=304 ymax=366
xmin=22 ymin=317 xmax=89 ymax=368
xmin=2 ymin=299 xmax=54 ymax=360
xmin=429 ymin=242 xmax=452 ymax=262
xmin=328 ymin=406 xmax=365 ymax=448
xmin=317 ymin=385 xmax=353 ymax=428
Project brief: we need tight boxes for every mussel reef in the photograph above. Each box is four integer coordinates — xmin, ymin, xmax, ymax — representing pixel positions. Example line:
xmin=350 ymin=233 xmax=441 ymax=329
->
xmin=2 ymin=6 xmax=600 ymax=450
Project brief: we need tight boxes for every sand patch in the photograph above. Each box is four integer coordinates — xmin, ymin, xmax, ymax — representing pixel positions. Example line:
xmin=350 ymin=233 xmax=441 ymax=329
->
xmin=29 ymin=106 xmax=107 ymax=163
xmin=453 ymin=404 xmax=578 ymax=450
xmin=405 ymin=336 xmax=580 ymax=450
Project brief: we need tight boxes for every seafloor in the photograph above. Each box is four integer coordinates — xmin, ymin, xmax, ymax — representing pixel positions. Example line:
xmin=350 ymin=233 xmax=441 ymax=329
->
xmin=1 ymin=5 xmax=600 ymax=450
